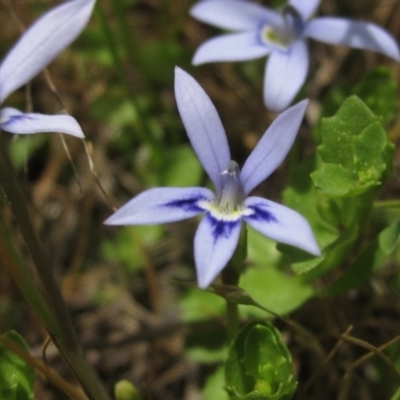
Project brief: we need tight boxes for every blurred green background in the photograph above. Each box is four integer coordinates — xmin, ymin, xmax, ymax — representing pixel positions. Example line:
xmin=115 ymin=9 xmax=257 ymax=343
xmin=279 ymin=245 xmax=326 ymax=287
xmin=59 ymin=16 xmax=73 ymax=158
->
xmin=0 ymin=0 xmax=399 ymax=399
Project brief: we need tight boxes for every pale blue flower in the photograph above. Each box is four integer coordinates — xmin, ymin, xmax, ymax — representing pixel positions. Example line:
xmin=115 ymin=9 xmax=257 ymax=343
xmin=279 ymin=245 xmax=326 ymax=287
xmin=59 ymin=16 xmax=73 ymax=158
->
xmin=105 ymin=67 xmax=320 ymax=288
xmin=190 ymin=0 xmax=400 ymax=112
xmin=0 ymin=0 xmax=96 ymax=138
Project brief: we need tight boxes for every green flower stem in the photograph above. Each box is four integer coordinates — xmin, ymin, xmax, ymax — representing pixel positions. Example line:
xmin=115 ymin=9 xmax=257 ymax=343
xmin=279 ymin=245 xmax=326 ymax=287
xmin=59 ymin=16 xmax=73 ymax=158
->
xmin=221 ymin=265 xmax=240 ymax=343
xmin=225 ymin=300 xmax=239 ymax=344
xmin=0 ymin=136 xmax=110 ymax=400
xmin=221 ymin=262 xmax=240 ymax=343
xmin=221 ymin=226 xmax=247 ymax=343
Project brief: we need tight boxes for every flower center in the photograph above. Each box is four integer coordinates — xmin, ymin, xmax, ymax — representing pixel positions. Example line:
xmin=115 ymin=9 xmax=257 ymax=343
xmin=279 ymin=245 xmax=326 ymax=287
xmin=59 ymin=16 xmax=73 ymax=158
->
xmin=217 ymin=160 xmax=244 ymax=214
xmin=260 ymin=4 xmax=303 ymax=50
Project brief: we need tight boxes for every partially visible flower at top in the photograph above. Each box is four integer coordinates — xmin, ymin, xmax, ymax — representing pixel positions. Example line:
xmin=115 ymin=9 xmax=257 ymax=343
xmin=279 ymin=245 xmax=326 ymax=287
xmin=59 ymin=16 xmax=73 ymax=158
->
xmin=190 ymin=0 xmax=400 ymax=112
xmin=105 ymin=67 xmax=320 ymax=289
xmin=0 ymin=0 xmax=96 ymax=138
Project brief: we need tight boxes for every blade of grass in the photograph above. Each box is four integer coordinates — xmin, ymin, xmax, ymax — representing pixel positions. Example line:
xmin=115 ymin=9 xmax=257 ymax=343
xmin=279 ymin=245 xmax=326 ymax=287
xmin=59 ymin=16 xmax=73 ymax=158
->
xmin=0 ymin=135 xmax=110 ymax=400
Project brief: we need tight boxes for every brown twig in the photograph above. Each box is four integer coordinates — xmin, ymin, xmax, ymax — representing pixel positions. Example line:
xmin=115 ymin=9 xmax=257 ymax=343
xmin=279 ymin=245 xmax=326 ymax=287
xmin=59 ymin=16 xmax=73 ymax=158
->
xmin=0 ymin=335 xmax=89 ymax=400
xmin=342 ymin=333 xmax=400 ymax=383
xmin=296 ymin=325 xmax=354 ymax=400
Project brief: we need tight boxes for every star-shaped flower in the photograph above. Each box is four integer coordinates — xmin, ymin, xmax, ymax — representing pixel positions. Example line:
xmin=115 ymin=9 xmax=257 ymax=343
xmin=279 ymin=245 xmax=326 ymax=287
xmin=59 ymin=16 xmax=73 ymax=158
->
xmin=105 ymin=67 xmax=320 ymax=288
xmin=0 ymin=0 xmax=96 ymax=138
xmin=190 ymin=0 xmax=400 ymax=112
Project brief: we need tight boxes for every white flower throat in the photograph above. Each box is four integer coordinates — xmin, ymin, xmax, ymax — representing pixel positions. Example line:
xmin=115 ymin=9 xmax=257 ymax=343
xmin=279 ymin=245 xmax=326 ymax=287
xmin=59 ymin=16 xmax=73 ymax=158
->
xmin=218 ymin=160 xmax=244 ymax=213
xmin=260 ymin=5 xmax=302 ymax=50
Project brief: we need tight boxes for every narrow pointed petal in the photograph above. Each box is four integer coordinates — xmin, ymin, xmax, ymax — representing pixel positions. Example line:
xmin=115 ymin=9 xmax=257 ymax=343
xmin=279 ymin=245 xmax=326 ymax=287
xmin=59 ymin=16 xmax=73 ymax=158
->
xmin=174 ymin=67 xmax=230 ymax=194
xmin=193 ymin=32 xmax=271 ymax=65
xmin=304 ymin=18 xmax=400 ymax=61
xmin=190 ymin=0 xmax=282 ymax=31
xmin=240 ymin=99 xmax=308 ymax=195
xmin=0 ymin=107 xmax=84 ymax=138
xmin=104 ymin=187 xmax=213 ymax=226
xmin=263 ymin=39 xmax=309 ymax=112
xmin=244 ymin=196 xmax=321 ymax=256
xmin=194 ymin=213 xmax=242 ymax=288
xmin=289 ymin=0 xmax=320 ymax=21
xmin=0 ymin=0 xmax=96 ymax=103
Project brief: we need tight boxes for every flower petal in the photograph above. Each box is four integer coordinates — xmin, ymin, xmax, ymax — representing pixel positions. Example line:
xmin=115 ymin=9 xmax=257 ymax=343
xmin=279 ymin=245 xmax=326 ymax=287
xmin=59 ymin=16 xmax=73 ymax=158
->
xmin=174 ymin=67 xmax=231 ymax=194
xmin=0 ymin=0 xmax=96 ymax=103
xmin=263 ymin=39 xmax=309 ymax=112
xmin=193 ymin=32 xmax=271 ymax=65
xmin=240 ymin=99 xmax=308 ymax=195
xmin=194 ymin=213 xmax=242 ymax=288
xmin=0 ymin=107 xmax=84 ymax=138
xmin=104 ymin=187 xmax=213 ymax=226
xmin=289 ymin=0 xmax=320 ymax=21
xmin=304 ymin=18 xmax=400 ymax=61
xmin=190 ymin=0 xmax=282 ymax=31
xmin=243 ymin=196 xmax=321 ymax=256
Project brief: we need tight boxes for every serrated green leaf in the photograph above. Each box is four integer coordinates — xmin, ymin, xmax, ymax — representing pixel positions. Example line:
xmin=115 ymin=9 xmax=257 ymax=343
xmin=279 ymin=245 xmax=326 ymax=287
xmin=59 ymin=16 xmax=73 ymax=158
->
xmin=355 ymin=122 xmax=387 ymax=176
xmin=0 ymin=331 xmax=35 ymax=400
xmin=318 ymin=96 xmax=380 ymax=166
xmin=225 ymin=321 xmax=296 ymax=400
xmin=311 ymin=163 xmax=354 ymax=196
xmin=311 ymin=96 xmax=393 ymax=197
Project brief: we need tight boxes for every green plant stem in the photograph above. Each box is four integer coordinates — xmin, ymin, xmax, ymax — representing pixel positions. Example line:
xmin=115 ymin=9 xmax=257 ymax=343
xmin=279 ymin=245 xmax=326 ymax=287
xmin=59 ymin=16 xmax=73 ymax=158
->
xmin=221 ymin=263 xmax=240 ymax=344
xmin=0 ymin=136 xmax=110 ymax=400
xmin=226 ymin=300 xmax=239 ymax=343
xmin=221 ymin=226 xmax=247 ymax=343
xmin=221 ymin=224 xmax=247 ymax=344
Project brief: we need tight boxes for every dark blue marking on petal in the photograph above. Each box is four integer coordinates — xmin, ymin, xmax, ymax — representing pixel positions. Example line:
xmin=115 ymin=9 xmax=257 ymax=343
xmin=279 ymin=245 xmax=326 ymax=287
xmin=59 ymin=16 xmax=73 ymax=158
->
xmin=247 ymin=205 xmax=278 ymax=223
xmin=205 ymin=213 xmax=240 ymax=243
xmin=1 ymin=114 xmax=35 ymax=127
xmin=164 ymin=196 xmax=205 ymax=213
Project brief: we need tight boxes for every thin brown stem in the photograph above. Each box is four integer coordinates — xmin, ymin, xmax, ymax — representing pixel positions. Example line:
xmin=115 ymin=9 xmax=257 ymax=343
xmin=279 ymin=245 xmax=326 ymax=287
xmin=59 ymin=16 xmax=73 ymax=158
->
xmin=0 ymin=136 xmax=110 ymax=400
xmin=0 ymin=335 xmax=89 ymax=400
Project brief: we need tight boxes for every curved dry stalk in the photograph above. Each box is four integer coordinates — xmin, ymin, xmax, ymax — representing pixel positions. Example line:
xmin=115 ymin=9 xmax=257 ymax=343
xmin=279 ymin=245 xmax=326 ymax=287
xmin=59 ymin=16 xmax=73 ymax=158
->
xmin=296 ymin=325 xmax=354 ymax=400
xmin=83 ymin=140 xmax=116 ymax=210
xmin=0 ymin=335 xmax=89 ymax=400
xmin=341 ymin=333 xmax=400 ymax=383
